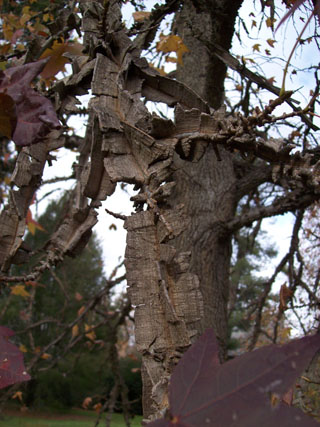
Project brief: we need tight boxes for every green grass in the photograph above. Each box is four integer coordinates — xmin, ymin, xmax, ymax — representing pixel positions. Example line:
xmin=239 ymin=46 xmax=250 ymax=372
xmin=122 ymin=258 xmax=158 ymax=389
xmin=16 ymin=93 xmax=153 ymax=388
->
xmin=0 ymin=409 xmax=142 ymax=427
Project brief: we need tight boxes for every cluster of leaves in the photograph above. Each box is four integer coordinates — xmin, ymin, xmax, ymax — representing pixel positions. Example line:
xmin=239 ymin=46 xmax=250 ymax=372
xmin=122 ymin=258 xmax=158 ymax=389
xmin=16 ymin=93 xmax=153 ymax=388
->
xmin=151 ymin=329 xmax=320 ymax=426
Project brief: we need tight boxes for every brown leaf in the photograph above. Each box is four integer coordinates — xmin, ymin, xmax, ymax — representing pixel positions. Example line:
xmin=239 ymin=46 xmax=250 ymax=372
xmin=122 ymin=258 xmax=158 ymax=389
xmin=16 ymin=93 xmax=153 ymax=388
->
xmin=132 ymin=11 xmax=151 ymax=22
xmin=279 ymin=283 xmax=293 ymax=312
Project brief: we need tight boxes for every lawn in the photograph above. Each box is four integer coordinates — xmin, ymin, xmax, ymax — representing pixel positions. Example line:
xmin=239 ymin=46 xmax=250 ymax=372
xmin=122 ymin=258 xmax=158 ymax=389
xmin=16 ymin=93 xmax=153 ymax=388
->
xmin=0 ymin=408 xmax=142 ymax=426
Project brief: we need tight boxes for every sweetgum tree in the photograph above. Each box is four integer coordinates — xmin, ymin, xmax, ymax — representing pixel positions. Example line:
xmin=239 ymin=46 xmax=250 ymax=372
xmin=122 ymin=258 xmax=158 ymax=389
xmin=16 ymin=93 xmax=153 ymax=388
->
xmin=0 ymin=0 xmax=320 ymax=423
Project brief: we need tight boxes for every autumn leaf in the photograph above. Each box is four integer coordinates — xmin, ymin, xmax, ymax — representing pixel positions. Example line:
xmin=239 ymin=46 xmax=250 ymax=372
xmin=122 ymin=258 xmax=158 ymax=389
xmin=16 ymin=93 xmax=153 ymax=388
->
xmin=12 ymin=391 xmax=23 ymax=402
xmin=82 ymin=396 xmax=92 ymax=409
xmin=132 ymin=11 xmax=151 ymax=22
xmin=77 ymin=306 xmax=86 ymax=316
xmin=26 ymin=209 xmax=45 ymax=235
xmin=252 ymin=43 xmax=261 ymax=52
xmin=279 ymin=283 xmax=293 ymax=312
xmin=0 ymin=58 xmax=60 ymax=146
xmin=72 ymin=324 xmax=79 ymax=338
xmin=266 ymin=17 xmax=277 ymax=29
xmin=85 ymin=324 xmax=96 ymax=342
xmin=267 ymin=38 xmax=276 ymax=47
xmin=19 ymin=345 xmax=27 ymax=353
xmin=40 ymin=353 xmax=51 ymax=360
xmin=93 ymin=402 xmax=102 ymax=413
xmin=151 ymin=329 xmax=320 ymax=427
xmin=156 ymin=34 xmax=189 ymax=65
xmin=11 ymin=285 xmax=30 ymax=298
xmin=109 ymin=223 xmax=117 ymax=230
xmin=40 ymin=40 xmax=85 ymax=79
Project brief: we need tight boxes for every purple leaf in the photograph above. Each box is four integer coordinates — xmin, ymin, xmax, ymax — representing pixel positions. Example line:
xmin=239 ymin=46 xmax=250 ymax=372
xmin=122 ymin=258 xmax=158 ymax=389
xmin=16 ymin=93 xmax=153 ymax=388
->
xmin=0 ymin=327 xmax=30 ymax=389
xmin=150 ymin=330 xmax=320 ymax=426
xmin=0 ymin=59 xmax=60 ymax=146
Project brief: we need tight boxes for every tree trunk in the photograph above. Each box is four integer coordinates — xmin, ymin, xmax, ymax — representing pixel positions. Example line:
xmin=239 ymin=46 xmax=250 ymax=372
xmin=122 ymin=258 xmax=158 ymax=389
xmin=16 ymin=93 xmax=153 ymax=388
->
xmin=170 ymin=0 xmax=243 ymax=356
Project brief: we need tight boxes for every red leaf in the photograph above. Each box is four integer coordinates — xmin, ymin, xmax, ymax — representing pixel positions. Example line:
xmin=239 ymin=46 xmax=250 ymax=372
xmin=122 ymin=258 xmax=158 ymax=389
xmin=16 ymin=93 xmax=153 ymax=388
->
xmin=0 ymin=327 xmax=30 ymax=389
xmin=151 ymin=330 xmax=320 ymax=426
xmin=0 ymin=59 xmax=60 ymax=146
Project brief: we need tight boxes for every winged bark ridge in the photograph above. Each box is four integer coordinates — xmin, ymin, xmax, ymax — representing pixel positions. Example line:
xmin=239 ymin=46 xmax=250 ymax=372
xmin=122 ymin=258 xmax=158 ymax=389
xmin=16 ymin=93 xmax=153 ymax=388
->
xmin=1 ymin=0 xmax=320 ymax=420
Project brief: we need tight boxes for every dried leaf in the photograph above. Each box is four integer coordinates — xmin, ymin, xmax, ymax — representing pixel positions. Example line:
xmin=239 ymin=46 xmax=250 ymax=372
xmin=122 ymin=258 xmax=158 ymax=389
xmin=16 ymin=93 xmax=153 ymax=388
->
xmin=12 ymin=391 xmax=23 ymax=402
xmin=82 ymin=396 xmax=92 ymax=409
xmin=156 ymin=34 xmax=189 ymax=65
xmin=279 ymin=283 xmax=293 ymax=312
xmin=94 ymin=402 xmax=102 ymax=413
xmin=252 ymin=43 xmax=261 ymax=52
xmin=132 ymin=11 xmax=151 ymax=22
xmin=19 ymin=345 xmax=27 ymax=353
xmin=40 ymin=40 xmax=85 ymax=79
xmin=266 ymin=39 xmax=276 ymax=47
xmin=11 ymin=285 xmax=30 ymax=298
xmin=72 ymin=324 xmax=79 ymax=338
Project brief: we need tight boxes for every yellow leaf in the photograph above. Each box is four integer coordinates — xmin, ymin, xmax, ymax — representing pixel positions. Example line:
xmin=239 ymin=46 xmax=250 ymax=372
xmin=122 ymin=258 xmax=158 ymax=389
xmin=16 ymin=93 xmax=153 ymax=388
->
xmin=41 ymin=353 xmax=51 ymax=360
xmin=266 ymin=39 xmax=276 ymax=48
xmin=156 ymin=33 xmax=189 ymax=65
xmin=132 ymin=11 xmax=151 ymax=22
xmin=11 ymin=285 xmax=30 ymax=298
xmin=19 ymin=344 xmax=28 ymax=353
xmin=82 ymin=396 xmax=92 ymax=409
xmin=252 ymin=43 xmax=261 ymax=52
xmin=72 ymin=324 xmax=79 ymax=338
xmin=109 ymin=223 xmax=117 ymax=230
xmin=251 ymin=20 xmax=257 ymax=28
xmin=85 ymin=324 xmax=96 ymax=342
xmin=12 ymin=391 xmax=23 ymax=402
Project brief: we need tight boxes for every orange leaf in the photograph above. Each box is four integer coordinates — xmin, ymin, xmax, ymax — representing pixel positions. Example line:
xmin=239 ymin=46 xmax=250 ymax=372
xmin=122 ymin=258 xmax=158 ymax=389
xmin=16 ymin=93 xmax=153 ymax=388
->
xmin=72 ymin=324 xmax=79 ymax=338
xmin=77 ymin=306 xmax=85 ymax=316
xmin=41 ymin=353 xmax=51 ymax=360
xmin=26 ymin=209 xmax=45 ymax=235
xmin=40 ymin=40 xmax=85 ymax=79
xmin=82 ymin=396 xmax=92 ymax=409
xmin=93 ymin=402 xmax=102 ymax=413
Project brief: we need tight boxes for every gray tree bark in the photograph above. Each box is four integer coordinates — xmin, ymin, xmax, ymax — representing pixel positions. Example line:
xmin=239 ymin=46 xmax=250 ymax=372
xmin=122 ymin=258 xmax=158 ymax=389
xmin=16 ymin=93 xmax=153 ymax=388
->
xmin=170 ymin=0 xmax=244 ymax=356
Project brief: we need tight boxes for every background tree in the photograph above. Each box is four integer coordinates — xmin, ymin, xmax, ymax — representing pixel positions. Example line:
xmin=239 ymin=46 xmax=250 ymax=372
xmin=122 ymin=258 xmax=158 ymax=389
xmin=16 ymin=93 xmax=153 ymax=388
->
xmin=0 ymin=0 xmax=319 ymax=423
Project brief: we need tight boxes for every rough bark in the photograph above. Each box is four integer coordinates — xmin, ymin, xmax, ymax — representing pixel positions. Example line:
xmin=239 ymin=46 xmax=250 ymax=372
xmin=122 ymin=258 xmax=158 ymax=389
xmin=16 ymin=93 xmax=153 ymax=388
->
xmin=169 ymin=0 xmax=243 ymax=355
xmin=1 ymin=0 xmax=320 ymax=422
